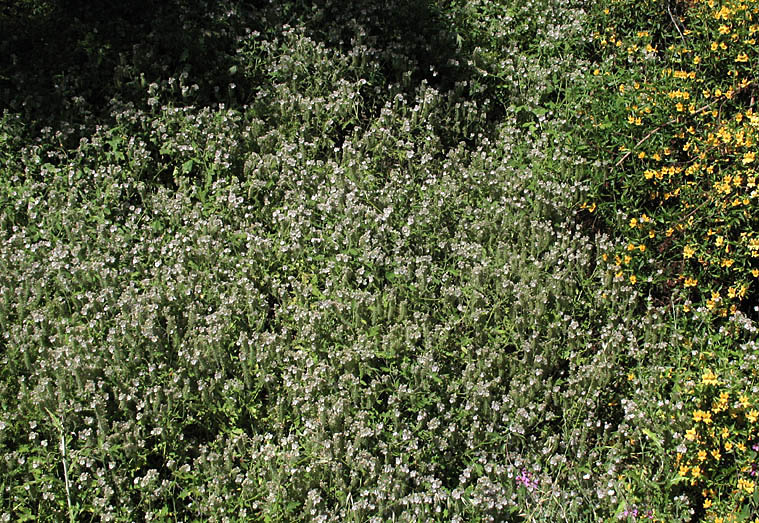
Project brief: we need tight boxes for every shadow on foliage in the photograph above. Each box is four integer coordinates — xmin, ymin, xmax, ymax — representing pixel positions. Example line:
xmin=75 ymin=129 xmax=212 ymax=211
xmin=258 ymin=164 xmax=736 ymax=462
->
xmin=1 ymin=0 xmax=467 ymax=141
xmin=1 ymin=0 xmax=246 ymax=133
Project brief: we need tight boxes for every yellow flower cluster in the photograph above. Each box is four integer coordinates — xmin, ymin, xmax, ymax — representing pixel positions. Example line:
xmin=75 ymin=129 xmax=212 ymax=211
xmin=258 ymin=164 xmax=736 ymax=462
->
xmin=677 ymin=365 xmax=759 ymax=520
xmin=590 ymin=0 xmax=759 ymax=315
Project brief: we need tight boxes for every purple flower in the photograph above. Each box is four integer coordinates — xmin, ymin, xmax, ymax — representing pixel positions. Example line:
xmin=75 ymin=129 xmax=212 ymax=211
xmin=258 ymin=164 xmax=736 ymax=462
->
xmin=515 ymin=469 xmax=538 ymax=492
xmin=620 ymin=506 xmax=639 ymax=519
xmin=619 ymin=505 xmax=653 ymax=520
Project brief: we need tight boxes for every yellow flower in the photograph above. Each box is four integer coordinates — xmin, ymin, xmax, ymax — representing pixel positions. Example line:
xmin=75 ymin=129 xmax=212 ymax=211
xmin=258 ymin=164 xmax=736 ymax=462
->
xmin=629 ymin=218 xmax=638 ymax=228
xmin=684 ymin=245 xmax=696 ymax=258
xmin=738 ymin=478 xmax=756 ymax=493
xmin=736 ymin=52 xmax=749 ymax=62
xmin=629 ymin=274 xmax=637 ymax=284
xmin=748 ymin=409 xmax=759 ymax=423
xmin=698 ymin=449 xmax=707 ymax=461
xmin=679 ymin=464 xmax=690 ymax=476
xmin=702 ymin=369 xmax=719 ymax=385
xmin=684 ymin=277 xmax=698 ymax=287
xmin=685 ymin=427 xmax=698 ymax=440
xmin=725 ymin=441 xmax=734 ymax=451
xmin=703 ymin=498 xmax=712 ymax=509
xmin=715 ymin=6 xmax=732 ymax=20
xmin=711 ymin=449 xmax=721 ymax=460
xmin=744 ymin=151 xmax=755 ymax=164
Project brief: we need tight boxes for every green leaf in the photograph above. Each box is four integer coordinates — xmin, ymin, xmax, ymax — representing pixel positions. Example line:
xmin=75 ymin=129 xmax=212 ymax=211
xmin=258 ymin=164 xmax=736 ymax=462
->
xmin=642 ymin=428 xmax=662 ymax=448
xmin=612 ymin=500 xmax=626 ymax=520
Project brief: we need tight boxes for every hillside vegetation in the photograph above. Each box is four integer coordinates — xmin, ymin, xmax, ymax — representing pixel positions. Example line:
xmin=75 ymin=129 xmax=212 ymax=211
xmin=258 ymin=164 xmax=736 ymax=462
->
xmin=1 ymin=0 xmax=757 ymax=521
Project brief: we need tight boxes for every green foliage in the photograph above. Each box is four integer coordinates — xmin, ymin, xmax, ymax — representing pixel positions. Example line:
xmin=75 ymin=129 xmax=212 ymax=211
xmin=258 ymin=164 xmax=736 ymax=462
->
xmin=576 ymin=0 xmax=759 ymax=520
xmin=1 ymin=0 xmax=758 ymax=521
xmin=580 ymin=0 xmax=759 ymax=316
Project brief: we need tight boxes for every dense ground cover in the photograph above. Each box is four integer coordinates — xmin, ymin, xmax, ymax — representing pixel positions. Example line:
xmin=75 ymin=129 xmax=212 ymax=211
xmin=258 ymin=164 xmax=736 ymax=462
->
xmin=0 ymin=0 xmax=757 ymax=521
